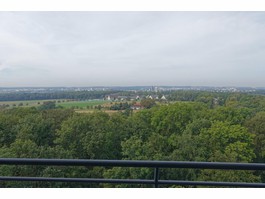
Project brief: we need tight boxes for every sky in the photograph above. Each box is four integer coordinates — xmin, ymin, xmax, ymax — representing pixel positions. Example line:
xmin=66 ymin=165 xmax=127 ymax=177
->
xmin=0 ymin=11 xmax=265 ymax=87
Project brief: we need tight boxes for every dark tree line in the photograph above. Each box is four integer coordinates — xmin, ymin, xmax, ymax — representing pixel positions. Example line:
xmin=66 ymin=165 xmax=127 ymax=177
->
xmin=0 ymin=91 xmax=119 ymax=101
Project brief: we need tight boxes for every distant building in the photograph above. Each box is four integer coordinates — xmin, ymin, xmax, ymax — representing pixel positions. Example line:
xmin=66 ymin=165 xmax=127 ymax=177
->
xmin=146 ymin=95 xmax=153 ymax=99
xmin=117 ymin=96 xmax=128 ymax=101
xmin=106 ymin=96 xmax=111 ymax=101
xmin=161 ymin=95 xmax=167 ymax=100
xmin=131 ymin=102 xmax=144 ymax=110
xmin=135 ymin=95 xmax=140 ymax=100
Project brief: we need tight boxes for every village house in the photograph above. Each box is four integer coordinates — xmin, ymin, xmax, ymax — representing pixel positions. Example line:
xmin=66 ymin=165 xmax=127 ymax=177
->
xmin=130 ymin=102 xmax=144 ymax=110
xmin=161 ymin=95 xmax=167 ymax=100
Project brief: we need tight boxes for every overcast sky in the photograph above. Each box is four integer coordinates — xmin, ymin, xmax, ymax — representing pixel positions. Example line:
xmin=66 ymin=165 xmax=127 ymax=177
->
xmin=0 ymin=12 xmax=265 ymax=87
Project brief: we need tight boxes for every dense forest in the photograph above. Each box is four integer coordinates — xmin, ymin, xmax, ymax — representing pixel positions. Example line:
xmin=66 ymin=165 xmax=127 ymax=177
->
xmin=0 ymin=91 xmax=265 ymax=187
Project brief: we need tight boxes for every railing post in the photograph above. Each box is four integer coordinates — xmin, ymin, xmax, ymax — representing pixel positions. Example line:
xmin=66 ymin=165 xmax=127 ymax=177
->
xmin=154 ymin=167 xmax=159 ymax=188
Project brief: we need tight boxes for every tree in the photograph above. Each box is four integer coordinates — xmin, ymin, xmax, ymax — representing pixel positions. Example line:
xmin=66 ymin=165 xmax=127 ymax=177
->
xmin=199 ymin=121 xmax=255 ymax=162
xmin=38 ymin=101 xmax=56 ymax=110
xmin=245 ymin=111 xmax=265 ymax=162
xmin=151 ymin=102 xmax=207 ymax=136
xmin=210 ymin=106 xmax=253 ymax=125
xmin=15 ymin=114 xmax=55 ymax=147
xmin=197 ymin=121 xmax=258 ymax=184
xmin=0 ymin=113 xmax=19 ymax=147
xmin=140 ymin=99 xmax=156 ymax=109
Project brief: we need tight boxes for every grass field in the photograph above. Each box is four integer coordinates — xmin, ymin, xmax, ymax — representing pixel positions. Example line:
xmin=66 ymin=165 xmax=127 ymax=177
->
xmin=0 ymin=99 xmax=107 ymax=109
xmin=75 ymin=110 xmax=119 ymax=114
xmin=75 ymin=109 xmax=140 ymax=115
xmin=57 ymin=100 xmax=107 ymax=108
xmin=0 ymin=99 xmax=63 ymax=107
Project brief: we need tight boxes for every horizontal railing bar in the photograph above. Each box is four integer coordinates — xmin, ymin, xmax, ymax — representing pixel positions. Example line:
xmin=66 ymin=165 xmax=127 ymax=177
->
xmin=158 ymin=180 xmax=265 ymax=188
xmin=1 ymin=176 xmax=264 ymax=188
xmin=1 ymin=158 xmax=265 ymax=170
xmin=0 ymin=176 xmax=154 ymax=184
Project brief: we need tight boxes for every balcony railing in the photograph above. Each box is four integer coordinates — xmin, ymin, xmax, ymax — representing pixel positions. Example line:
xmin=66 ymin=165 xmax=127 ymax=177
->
xmin=1 ymin=158 xmax=265 ymax=187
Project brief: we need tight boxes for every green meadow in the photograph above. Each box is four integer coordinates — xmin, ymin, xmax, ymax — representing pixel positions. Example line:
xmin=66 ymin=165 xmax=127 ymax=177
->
xmin=0 ymin=99 xmax=107 ymax=109
xmin=57 ymin=100 xmax=107 ymax=108
xmin=0 ymin=99 xmax=61 ymax=107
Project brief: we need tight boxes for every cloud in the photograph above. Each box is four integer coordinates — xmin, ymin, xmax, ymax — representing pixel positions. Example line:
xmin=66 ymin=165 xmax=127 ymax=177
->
xmin=0 ymin=12 xmax=265 ymax=87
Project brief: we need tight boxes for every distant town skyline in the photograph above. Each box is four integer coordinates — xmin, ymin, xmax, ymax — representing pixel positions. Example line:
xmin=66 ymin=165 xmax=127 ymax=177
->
xmin=1 ymin=12 xmax=265 ymax=87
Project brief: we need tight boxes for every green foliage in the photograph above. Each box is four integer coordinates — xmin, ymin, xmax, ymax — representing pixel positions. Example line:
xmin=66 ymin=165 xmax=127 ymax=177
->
xmin=199 ymin=121 xmax=255 ymax=162
xmin=1 ymin=91 xmax=265 ymax=187
xmin=245 ymin=111 xmax=265 ymax=162
xmin=38 ymin=101 xmax=56 ymax=110
xmin=151 ymin=102 xmax=207 ymax=136
xmin=210 ymin=106 xmax=253 ymax=125
xmin=0 ymin=90 xmax=118 ymax=101
xmin=110 ymin=102 xmax=131 ymax=110
xmin=140 ymin=99 xmax=156 ymax=109
xmin=56 ymin=112 xmax=127 ymax=160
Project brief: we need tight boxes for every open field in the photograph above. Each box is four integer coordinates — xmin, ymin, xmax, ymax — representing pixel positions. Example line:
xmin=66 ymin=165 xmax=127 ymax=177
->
xmin=0 ymin=99 xmax=65 ymax=107
xmin=75 ymin=110 xmax=119 ymax=114
xmin=57 ymin=100 xmax=107 ymax=108
xmin=0 ymin=99 xmax=108 ymax=109
xmin=75 ymin=109 xmax=140 ymax=115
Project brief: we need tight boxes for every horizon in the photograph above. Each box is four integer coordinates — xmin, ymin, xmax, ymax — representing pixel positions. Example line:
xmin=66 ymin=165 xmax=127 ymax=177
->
xmin=0 ymin=85 xmax=264 ymax=89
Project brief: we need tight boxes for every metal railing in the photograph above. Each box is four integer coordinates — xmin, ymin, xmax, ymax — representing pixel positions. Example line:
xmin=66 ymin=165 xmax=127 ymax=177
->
xmin=1 ymin=158 xmax=265 ymax=187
